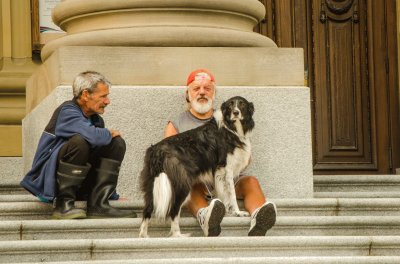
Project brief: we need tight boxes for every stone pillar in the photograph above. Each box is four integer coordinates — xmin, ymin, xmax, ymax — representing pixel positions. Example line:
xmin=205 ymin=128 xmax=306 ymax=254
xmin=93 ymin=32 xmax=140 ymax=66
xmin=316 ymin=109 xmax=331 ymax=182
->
xmin=0 ymin=0 xmax=38 ymax=157
xmin=10 ymin=0 xmax=32 ymax=59
xmin=24 ymin=0 xmax=314 ymax=199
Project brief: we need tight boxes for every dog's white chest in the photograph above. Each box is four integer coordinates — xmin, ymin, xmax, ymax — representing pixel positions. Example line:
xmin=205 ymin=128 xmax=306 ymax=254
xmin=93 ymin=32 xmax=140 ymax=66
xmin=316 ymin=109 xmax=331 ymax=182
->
xmin=227 ymin=138 xmax=251 ymax=176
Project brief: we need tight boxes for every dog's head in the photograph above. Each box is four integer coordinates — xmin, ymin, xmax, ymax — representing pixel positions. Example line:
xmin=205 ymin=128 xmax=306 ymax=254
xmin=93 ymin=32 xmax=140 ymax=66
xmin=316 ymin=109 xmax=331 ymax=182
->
xmin=220 ymin=96 xmax=254 ymax=135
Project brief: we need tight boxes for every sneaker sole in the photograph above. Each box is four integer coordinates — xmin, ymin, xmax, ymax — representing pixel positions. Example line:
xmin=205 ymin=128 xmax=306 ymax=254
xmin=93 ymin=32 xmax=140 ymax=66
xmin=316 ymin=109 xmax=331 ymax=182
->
xmin=248 ymin=203 xmax=276 ymax=236
xmin=207 ymin=200 xmax=225 ymax=237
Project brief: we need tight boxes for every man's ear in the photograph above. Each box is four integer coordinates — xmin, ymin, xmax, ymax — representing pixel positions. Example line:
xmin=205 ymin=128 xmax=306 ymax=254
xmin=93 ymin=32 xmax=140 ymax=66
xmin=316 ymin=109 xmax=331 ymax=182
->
xmin=185 ymin=90 xmax=190 ymax=103
xmin=81 ymin=89 xmax=90 ymax=101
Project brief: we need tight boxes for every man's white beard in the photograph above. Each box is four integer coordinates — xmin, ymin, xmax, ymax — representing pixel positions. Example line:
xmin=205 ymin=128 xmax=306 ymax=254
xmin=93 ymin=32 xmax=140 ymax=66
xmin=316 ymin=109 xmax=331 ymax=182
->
xmin=190 ymin=95 xmax=213 ymax=114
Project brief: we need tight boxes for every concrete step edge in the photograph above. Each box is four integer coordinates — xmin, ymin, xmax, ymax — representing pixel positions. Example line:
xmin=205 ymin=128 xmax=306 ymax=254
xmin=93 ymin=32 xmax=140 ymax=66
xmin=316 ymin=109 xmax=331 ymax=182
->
xmin=3 ymin=216 xmax=400 ymax=241
xmin=3 ymin=215 xmax=400 ymax=230
xmin=314 ymin=192 xmax=400 ymax=198
xmin=1 ymin=236 xmax=400 ymax=262
xmin=4 ymin=197 xmax=400 ymax=207
xmin=13 ymin=256 xmax=400 ymax=264
xmin=314 ymin=175 xmax=400 ymax=184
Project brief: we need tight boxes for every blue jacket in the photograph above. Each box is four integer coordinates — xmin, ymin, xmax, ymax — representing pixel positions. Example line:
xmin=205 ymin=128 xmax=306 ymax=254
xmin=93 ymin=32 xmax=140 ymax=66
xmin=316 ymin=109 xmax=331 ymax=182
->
xmin=20 ymin=99 xmax=112 ymax=202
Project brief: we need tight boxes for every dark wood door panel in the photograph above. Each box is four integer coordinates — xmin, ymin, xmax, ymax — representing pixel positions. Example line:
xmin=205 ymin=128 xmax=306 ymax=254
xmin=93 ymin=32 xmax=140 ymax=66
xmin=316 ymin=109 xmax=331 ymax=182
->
xmin=256 ymin=0 xmax=399 ymax=174
xmin=313 ymin=0 xmax=376 ymax=170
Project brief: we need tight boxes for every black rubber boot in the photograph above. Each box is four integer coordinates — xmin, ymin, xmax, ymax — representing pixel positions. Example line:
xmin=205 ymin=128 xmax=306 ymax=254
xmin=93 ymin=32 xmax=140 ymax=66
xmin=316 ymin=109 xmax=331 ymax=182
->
xmin=87 ymin=158 xmax=136 ymax=218
xmin=52 ymin=161 xmax=91 ymax=219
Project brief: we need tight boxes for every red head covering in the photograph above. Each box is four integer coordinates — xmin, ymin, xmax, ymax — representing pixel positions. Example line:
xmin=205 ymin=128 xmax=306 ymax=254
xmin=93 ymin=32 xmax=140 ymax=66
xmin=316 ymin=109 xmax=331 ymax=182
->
xmin=186 ymin=69 xmax=215 ymax=86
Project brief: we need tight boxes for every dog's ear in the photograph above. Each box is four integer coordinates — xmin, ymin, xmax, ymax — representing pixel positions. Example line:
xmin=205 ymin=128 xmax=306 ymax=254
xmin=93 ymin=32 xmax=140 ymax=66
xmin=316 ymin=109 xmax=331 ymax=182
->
xmin=221 ymin=101 xmax=226 ymax=109
xmin=249 ymin=102 xmax=255 ymax=116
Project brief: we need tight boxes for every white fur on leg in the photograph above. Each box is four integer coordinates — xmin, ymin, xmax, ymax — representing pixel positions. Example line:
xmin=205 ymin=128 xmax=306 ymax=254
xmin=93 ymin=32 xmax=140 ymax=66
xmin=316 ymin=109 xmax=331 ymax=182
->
xmin=169 ymin=213 xmax=191 ymax=237
xmin=224 ymin=168 xmax=249 ymax=217
xmin=139 ymin=218 xmax=150 ymax=238
xmin=215 ymin=168 xmax=228 ymax=204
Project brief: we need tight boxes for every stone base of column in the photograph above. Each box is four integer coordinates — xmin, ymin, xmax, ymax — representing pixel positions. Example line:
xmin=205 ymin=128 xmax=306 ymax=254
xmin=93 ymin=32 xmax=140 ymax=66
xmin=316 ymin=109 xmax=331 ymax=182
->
xmin=23 ymin=46 xmax=312 ymax=199
xmin=26 ymin=46 xmax=304 ymax=113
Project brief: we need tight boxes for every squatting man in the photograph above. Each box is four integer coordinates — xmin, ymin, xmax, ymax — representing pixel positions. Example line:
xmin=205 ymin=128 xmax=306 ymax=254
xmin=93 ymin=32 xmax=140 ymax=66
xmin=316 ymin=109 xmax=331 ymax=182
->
xmin=21 ymin=71 xmax=136 ymax=219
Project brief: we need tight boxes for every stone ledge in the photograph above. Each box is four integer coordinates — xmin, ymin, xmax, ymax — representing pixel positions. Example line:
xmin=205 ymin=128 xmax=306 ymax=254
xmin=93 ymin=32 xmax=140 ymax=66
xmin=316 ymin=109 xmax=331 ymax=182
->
xmin=27 ymin=46 xmax=304 ymax=112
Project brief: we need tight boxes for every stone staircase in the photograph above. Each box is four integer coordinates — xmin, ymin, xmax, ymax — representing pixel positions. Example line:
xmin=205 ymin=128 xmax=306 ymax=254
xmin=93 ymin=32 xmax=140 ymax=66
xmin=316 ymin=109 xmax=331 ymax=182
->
xmin=1 ymin=169 xmax=400 ymax=263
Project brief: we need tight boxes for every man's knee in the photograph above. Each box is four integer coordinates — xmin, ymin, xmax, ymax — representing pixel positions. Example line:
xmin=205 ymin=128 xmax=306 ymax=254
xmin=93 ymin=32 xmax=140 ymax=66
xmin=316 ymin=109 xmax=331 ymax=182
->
xmin=106 ymin=137 xmax=126 ymax=161
xmin=236 ymin=175 xmax=262 ymax=196
xmin=111 ymin=136 xmax=126 ymax=153
xmin=239 ymin=175 xmax=260 ymax=187
xmin=69 ymin=134 xmax=89 ymax=147
xmin=59 ymin=134 xmax=90 ymax=162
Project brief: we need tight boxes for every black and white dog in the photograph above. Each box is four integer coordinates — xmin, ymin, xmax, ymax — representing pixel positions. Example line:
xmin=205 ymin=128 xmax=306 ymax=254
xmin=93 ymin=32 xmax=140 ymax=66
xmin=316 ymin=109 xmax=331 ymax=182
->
xmin=139 ymin=96 xmax=254 ymax=237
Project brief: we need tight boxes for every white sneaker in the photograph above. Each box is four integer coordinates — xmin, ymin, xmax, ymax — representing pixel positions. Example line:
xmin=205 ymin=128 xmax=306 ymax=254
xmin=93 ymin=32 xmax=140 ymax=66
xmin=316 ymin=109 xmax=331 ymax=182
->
xmin=248 ymin=202 xmax=277 ymax=236
xmin=197 ymin=199 xmax=225 ymax=236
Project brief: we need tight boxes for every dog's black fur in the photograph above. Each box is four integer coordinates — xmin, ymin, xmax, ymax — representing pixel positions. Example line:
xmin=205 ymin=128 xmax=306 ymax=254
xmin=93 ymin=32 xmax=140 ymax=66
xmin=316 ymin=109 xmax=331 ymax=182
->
xmin=139 ymin=96 xmax=254 ymax=237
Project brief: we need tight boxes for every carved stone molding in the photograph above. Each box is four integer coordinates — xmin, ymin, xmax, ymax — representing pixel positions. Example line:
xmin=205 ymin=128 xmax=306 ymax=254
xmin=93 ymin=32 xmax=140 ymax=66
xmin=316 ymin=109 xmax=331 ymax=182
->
xmin=41 ymin=0 xmax=276 ymax=61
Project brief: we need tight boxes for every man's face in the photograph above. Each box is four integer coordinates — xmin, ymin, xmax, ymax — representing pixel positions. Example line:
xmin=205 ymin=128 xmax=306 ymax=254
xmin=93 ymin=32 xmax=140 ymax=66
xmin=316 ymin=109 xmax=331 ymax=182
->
xmin=83 ymin=82 xmax=110 ymax=116
xmin=187 ymin=73 xmax=215 ymax=114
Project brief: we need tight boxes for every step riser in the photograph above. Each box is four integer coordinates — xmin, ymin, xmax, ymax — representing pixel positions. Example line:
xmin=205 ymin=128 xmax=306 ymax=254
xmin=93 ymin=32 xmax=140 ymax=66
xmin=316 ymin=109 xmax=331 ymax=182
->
xmin=4 ymin=197 xmax=400 ymax=220
xmin=1 ymin=237 xmax=399 ymax=263
xmin=3 ymin=217 xmax=400 ymax=241
xmin=314 ymin=175 xmax=400 ymax=194
xmin=315 ymin=186 xmax=400 ymax=193
xmin=5 ymin=227 xmax=400 ymax=241
xmin=5 ymin=209 xmax=400 ymax=220
xmin=15 ymin=256 xmax=400 ymax=264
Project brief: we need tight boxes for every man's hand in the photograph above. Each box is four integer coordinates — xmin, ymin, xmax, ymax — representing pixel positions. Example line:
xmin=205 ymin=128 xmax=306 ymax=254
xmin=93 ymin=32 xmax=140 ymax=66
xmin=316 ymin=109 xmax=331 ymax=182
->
xmin=109 ymin=129 xmax=121 ymax=138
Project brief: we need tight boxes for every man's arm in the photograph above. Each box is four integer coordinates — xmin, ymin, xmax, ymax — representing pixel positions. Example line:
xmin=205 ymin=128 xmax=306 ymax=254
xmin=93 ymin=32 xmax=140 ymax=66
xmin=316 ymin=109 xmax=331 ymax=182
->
xmin=55 ymin=105 xmax=112 ymax=146
xmin=164 ymin=122 xmax=178 ymax=138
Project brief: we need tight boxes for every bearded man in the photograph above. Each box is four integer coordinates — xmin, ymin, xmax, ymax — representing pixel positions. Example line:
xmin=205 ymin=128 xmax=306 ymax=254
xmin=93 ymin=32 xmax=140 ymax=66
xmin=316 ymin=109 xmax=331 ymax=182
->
xmin=163 ymin=69 xmax=277 ymax=237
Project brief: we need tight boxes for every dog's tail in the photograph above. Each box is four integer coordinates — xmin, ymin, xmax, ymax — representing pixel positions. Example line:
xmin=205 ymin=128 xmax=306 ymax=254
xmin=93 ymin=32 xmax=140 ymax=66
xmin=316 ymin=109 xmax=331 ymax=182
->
xmin=152 ymin=172 xmax=172 ymax=220
xmin=140 ymin=145 xmax=173 ymax=221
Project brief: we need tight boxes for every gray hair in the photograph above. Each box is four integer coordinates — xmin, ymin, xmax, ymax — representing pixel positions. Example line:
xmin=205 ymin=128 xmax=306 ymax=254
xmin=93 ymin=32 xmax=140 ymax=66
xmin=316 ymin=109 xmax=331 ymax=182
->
xmin=72 ymin=71 xmax=111 ymax=98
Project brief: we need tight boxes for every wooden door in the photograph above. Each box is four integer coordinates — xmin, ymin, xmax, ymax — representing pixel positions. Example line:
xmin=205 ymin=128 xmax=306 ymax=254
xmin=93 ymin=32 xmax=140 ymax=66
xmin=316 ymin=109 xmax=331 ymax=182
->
xmin=256 ymin=0 xmax=400 ymax=174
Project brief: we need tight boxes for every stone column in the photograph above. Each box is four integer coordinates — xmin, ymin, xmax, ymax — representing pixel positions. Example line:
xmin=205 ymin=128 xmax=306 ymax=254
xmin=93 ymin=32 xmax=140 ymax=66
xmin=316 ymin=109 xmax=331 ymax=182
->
xmin=10 ymin=0 xmax=32 ymax=59
xmin=0 ymin=0 xmax=38 ymax=157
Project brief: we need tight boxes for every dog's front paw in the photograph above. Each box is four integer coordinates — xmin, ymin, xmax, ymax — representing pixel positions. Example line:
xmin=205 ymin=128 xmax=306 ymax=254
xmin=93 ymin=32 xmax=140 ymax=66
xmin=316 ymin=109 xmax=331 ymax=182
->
xmin=233 ymin=210 xmax=250 ymax=217
xmin=169 ymin=232 xmax=191 ymax=238
xmin=226 ymin=208 xmax=250 ymax=217
xmin=139 ymin=233 xmax=150 ymax=238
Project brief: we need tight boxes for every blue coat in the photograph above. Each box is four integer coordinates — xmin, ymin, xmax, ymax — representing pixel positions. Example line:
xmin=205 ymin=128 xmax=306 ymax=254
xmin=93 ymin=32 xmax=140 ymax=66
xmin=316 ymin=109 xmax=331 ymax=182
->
xmin=20 ymin=99 xmax=112 ymax=202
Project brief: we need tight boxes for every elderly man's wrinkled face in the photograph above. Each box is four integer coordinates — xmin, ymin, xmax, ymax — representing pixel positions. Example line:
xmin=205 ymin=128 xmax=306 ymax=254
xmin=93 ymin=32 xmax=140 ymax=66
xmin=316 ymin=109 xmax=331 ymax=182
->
xmin=82 ymin=82 xmax=110 ymax=116
xmin=187 ymin=73 xmax=215 ymax=114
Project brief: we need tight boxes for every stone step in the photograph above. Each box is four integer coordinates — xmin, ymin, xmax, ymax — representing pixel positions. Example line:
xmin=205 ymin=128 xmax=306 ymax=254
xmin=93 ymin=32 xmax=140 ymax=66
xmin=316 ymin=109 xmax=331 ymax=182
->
xmin=2 ymin=216 xmax=400 ymax=241
xmin=314 ymin=192 xmax=400 ymax=198
xmin=314 ymin=175 xmax=400 ymax=193
xmin=2 ymin=198 xmax=400 ymax=220
xmin=12 ymin=256 xmax=400 ymax=264
xmin=0 ymin=184 xmax=27 ymax=195
xmin=1 ymin=236 xmax=399 ymax=263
